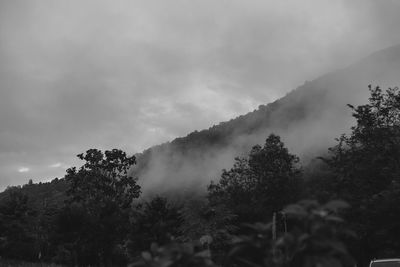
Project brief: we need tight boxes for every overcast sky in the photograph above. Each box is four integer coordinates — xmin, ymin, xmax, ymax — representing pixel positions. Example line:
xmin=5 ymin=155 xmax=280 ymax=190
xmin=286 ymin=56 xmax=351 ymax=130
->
xmin=1 ymin=0 xmax=400 ymax=189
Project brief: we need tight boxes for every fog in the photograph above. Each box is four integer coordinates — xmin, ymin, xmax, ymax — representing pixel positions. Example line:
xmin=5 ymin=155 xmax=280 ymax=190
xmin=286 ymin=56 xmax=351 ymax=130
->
xmin=135 ymin=44 xmax=400 ymax=195
xmin=1 ymin=0 xmax=400 ymax=190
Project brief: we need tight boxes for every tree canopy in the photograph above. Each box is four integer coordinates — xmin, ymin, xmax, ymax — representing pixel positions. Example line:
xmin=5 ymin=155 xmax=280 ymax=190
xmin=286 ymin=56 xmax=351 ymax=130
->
xmin=61 ymin=148 xmax=141 ymax=266
xmin=208 ymin=134 xmax=302 ymax=223
xmin=326 ymin=86 xmax=400 ymax=202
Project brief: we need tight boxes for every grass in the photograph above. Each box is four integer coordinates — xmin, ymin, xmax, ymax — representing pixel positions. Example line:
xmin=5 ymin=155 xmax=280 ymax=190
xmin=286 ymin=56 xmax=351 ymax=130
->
xmin=0 ymin=258 xmax=63 ymax=267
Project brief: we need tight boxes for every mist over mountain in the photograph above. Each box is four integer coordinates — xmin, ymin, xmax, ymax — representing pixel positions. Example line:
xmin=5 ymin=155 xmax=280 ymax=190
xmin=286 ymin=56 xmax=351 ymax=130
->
xmin=3 ymin=1 xmax=400 ymax=265
xmin=133 ymin=44 xmax=400 ymax=196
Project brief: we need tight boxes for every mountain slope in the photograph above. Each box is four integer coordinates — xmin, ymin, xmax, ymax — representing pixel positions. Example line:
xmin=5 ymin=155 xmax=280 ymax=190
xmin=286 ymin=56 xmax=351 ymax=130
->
xmin=133 ymin=44 xmax=400 ymax=195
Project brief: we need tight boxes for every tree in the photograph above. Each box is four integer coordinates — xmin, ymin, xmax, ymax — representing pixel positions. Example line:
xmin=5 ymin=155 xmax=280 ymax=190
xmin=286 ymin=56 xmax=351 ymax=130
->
xmin=208 ymin=134 xmax=302 ymax=224
xmin=62 ymin=148 xmax=141 ymax=266
xmin=0 ymin=188 xmax=37 ymax=261
xmin=364 ymin=182 xmax=400 ymax=258
xmin=66 ymin=149 xmax=140 ymax=208
xmin=325 ymin=85 xmax=400 ymax=202
xmin=178 ymin=198 xmax=237 ymax=264
xmin=128 ymin=196 xmax=182 ymax=255
xmin=324 ymin=85 xmax=400 ymax=265
xmin=134 ymin=200 xmax=355 ymax=267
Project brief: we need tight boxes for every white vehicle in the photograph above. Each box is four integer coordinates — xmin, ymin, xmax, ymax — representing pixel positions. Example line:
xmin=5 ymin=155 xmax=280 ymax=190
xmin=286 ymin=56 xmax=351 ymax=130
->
xmin=370 ymin=259 xmax=400 ymax=267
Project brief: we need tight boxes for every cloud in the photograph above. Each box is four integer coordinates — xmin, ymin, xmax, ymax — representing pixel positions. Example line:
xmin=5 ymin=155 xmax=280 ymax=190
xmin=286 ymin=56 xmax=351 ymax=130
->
xmin=0 ymin=0 xmax=400 ymax=189
xmin=18 ymin=167 xmax=30 ymax=173
xmin=49 ymin=163 xmax=70 ymax=169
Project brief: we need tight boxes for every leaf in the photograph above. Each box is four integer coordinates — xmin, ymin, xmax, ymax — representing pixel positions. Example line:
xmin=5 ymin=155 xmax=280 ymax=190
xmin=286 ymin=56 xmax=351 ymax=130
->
xmin=325 ymin=215 xmax=344 ymax=223
xmin=195 ymin=249 xmax=211 ymax=258
xmin=182 ymin=243 xmax=194 ymax=254
xmin=158 ymin=260 xmax=174 ymax=267
xmin=150 ymin=242 xmax=159 ymax=252
xmin=324 ymin=200 xmax=350 ymax=212
xmin=284 ymin=204 xmax=307 ymax=218
xmin=199 ymin=234 xmax=213 ymax=245
xmin=141 ymin=251 xmax=152 ymax=261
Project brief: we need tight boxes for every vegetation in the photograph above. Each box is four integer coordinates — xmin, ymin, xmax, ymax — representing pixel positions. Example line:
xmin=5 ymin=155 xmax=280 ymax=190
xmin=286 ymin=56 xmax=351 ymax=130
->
xmin=323 ymin=86 xmax=400 ymax=265
xmin=0 ymin=86 xmax=400 ymax=266
xmin=208 ymin=134 xmax=302 ymax=224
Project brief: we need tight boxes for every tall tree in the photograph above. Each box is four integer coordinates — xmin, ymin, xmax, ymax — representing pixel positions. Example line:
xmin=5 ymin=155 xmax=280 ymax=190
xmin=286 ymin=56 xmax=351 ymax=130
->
xmin=208 ymin=134 xmax=302 ymax=224
xmin=325 ymin=85 xmax=400 ymax=263
xmin=61 ymin=148 xmax=141 ymax=266
xmin=326 ymin=86 xmax=400 ymax=203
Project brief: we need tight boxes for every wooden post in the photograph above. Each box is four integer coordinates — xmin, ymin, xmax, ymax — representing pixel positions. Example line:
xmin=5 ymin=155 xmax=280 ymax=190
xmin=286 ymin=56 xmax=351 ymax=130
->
xmin=272 ymin=212 xmax=277 ymax=260
xmin=272 ymin=212 xmax=277 ymax=241
xmin=282 ymin=211 xmax=287 ymax=234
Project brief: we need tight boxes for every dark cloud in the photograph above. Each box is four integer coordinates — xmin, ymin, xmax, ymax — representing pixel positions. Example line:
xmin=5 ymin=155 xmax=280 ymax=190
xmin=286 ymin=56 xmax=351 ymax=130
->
xmin=0 ymin=0 xmax=400 ymax=189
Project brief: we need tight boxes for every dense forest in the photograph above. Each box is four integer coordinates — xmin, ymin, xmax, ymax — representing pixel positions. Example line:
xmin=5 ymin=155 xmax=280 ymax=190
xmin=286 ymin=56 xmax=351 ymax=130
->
xmin=132 ymin=44 xmax=400 ymax=198
xmin=0 ymin=85 xmax=400 ymax=266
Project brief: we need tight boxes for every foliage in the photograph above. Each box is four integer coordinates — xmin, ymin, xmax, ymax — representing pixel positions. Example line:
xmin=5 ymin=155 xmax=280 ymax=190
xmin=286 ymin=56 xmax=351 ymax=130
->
xmin=60 ymin=148 xmax=141 ymax=266
xmin=208 ymin=134 xmax=302 ymax=223
xmin=131 ymin=242 xmax=216 ymax=267
xmin=228 ymin=200 xmax=355 ymax=267
xmin=325 ymin=85 xmax=400 ymax=202
xmin=135 ymin=200 xmax=354 ymax=267
xmin=178 ymin=198 xmax=237 ymax=264
xmin=66 ymin=148 xmax=140 ymax=207
xmin=128 ymin=196 xmax=182 ymax=255
xmin=0 ymin=189 xmax=37 ymax=261
xmin=323 ymin=85 xmax=400 ymax=265
xmin=360 ymin=181 xmax=400 ymax=257
xmin=179 ymin=198 xmax=237 ymax=241
xmin=0 ymin=258 xmax=62 ymax=267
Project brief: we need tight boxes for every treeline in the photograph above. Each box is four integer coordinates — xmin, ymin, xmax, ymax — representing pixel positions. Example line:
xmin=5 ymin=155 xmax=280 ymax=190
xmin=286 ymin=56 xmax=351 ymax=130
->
xmin=1 ymin=86 xmax=400 ymax=266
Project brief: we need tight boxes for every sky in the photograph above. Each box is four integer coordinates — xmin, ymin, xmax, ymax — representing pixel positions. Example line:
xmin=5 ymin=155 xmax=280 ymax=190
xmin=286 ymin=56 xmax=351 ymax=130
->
xmin=1 ymin=0 xmax=400 ymax=189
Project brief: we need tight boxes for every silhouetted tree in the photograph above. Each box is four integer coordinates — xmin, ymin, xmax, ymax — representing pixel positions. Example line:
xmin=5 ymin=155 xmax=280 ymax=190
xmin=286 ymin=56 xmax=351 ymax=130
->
xmin=324 ymin=85 xmax=400 ymax=264
xmin=326 ymin=86 xmax=400 ymax=203
xmin=128 ymin=196 xmax=182 ymax=256
xmin=0 ymin=189 xmax=37 ymax=261
xmin=61 ymin=148 xmax=141 ymax=266
xmin=208 ymin=134 xmax=302 ymax=224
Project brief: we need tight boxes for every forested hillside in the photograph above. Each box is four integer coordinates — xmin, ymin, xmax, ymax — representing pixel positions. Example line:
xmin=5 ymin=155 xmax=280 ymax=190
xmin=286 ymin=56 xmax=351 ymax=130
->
xmin=133 ymin=44 xmax=400 ymax=196
xmin=2 ymin=85 xmax=400 ymax=266
xmin=1 ymin=45 xmax=400 ymax=267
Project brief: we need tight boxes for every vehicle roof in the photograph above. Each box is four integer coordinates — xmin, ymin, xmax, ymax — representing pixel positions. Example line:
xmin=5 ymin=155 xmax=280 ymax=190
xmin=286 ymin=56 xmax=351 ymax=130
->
xmin=371 ymin=259 xmax=400 ymax=262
